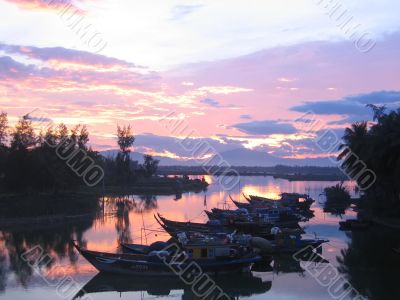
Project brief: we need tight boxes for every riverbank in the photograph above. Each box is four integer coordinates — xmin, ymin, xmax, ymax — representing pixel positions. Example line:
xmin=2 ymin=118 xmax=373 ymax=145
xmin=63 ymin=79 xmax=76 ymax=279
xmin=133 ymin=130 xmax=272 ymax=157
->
xmin=273 ymin=174 xmax=347 ymax=181
xmin=0 ymin=212 xmax=96 ymax=229
xmin=157 ymin=166 xmax=347 ymax=181
xmin=0 ymin=176 xmax=208 ymax=220
xmin=119 ymin=176 xmax=208 ymax=194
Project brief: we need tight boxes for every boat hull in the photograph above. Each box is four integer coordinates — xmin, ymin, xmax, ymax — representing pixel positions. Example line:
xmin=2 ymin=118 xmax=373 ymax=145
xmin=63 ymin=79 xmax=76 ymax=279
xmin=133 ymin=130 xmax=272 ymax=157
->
xmin=76 ymin=245 xmax=260 ymax=276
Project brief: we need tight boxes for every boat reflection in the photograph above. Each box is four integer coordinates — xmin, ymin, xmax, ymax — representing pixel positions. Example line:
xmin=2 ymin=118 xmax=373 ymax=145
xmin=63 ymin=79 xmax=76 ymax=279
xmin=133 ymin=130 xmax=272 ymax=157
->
xmin=271 ymin=250 xmax=329 ymax=275
xmin=74 ymin=272 xmax=272 ymax=299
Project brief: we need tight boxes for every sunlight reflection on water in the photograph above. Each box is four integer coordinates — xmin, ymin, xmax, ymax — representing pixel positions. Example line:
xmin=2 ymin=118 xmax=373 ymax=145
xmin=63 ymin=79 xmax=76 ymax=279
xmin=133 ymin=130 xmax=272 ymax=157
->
xmin=0 ymin=176 xmax=367 ymax=300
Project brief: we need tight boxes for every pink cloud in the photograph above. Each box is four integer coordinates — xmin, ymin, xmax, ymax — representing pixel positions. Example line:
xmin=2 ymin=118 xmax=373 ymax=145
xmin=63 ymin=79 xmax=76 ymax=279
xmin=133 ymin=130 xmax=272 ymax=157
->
xmin=4 ymin=0 xmax=87 ymax=13
xmin=1 ymin=34 xmax=400 ymax=162
xmin=0 ymin=43 xmax=140 ymax=70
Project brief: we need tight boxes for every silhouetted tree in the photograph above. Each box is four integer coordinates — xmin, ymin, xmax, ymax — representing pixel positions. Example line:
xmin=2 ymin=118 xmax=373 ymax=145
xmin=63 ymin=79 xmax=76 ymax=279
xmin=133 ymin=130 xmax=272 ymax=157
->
xmin=0 ymin=112 xmax=8 ymax=190
xmin=323 ymin=183 xmax=351 ymax=216
xmin=10 ymin=115 xmax=36 ymax=151
xmin=116 ymin=125 xmax=135 ymax=184
xmin=142 ymin=155 xmax=159 ymax=178
xmin=338 ymin=105 xmax=400 ymax=216
xmin=70 ymin=124 xmax=89 ymax=149
xmin=117 ymin=125 xmax=135 ymax=155
xmin=0 ymin=111 xmax=103 ymax=192
xmin=0 ymin=112 xmax=7 ymax=147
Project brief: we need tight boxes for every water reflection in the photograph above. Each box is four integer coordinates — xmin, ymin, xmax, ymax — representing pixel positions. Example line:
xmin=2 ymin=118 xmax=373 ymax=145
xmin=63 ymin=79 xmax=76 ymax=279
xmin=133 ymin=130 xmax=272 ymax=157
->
xmin=74 ymin=272 xmax=272 ymax=299
xmin=338 ymin=226 xmax=400 ymax=300
xmin=0 ymin=216 xmax=95 ymax=290
xmin=98 ymin=195 xmax=161 ymax=244
xmin=0 ymin=176 xmax=397 ymax=300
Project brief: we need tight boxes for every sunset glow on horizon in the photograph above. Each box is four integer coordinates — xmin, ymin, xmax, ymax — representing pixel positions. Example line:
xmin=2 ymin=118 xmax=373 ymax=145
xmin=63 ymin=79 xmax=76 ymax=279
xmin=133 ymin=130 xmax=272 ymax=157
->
xmin=1 ymin=0 xmax=400 ymax=165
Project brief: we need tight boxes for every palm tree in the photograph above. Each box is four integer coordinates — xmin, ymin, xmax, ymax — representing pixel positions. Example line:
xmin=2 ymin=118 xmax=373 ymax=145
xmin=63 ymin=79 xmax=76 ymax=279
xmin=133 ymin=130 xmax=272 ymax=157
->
xmin=338 ymin=122 xmax=368 ymax=178
xmin=337 ymin=105 xmax=400 ymax=216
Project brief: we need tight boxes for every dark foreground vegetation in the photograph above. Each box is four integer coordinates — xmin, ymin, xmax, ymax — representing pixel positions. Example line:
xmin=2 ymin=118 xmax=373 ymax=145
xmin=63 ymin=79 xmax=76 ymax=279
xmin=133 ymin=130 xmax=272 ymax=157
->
xmin=0 ymin=111 xmax=207 ymax=202
xmin=323 ymin=183 xmax=352 ymax=216
xmin=337 ymin=105 xmax=400 ymax=218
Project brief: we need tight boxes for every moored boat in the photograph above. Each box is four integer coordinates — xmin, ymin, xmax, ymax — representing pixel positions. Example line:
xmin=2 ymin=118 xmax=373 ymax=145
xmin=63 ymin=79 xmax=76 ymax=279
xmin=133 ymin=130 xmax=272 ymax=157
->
xmin=73 ymin=241 xmax=261 ymax=277
xmin=245 ymin=192 xmax=315 ymax=210
xmin=156 ymin=213 xmax=302 ymax=240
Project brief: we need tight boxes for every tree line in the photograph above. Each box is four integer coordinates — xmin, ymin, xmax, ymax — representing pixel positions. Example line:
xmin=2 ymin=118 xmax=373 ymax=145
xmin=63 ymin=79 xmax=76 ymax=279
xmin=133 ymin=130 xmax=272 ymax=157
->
xmin=0 ymin=111 xmax=159 ymax=193
xmin=338 ymin=105 xmax=400 ymax=217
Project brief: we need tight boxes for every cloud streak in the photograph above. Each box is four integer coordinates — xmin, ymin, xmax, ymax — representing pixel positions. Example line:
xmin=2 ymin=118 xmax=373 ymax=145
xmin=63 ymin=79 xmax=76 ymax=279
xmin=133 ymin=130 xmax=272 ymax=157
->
xmin=171 ymin=4 xmax=204 ymax=20
xmin=0 ymin=43 xmax=139 ymax=70
xmin=291 ymin=90 xmax=400 ymax=124
xmin=232 ymin=120 xmax=297 ymax=135
xmin=200 ymin=98 xmax=221 ymax=108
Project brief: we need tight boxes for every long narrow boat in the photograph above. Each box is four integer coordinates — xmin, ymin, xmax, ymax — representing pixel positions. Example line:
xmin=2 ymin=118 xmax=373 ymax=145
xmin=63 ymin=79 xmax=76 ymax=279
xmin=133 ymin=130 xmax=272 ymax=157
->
xmin=73 ymin=242 xmax=261 ymax=276
xmin=154 ymin=216 xmax=304 ymax=244
xmin=156 ymin=214 xmax=302 ymax=240
xmin=231 ymin=198 xmax=254 ymax=210
xmin=205 ymin=210 xmax=302 ymax=228
xmin=231 ymin=196 xmax=315 ymax=221
xmin=155 ymin=213 xmax=225 ymax=234
xmin=209 ymin=207 xmax=303 ymax=222
xmin=247 ymin=193 xmax=314 ymax=210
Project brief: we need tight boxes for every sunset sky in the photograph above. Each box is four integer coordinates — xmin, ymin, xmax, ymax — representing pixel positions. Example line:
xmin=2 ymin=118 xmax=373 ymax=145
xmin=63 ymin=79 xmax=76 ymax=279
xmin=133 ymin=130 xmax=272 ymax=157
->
xmin=1 ymin=0 xmax=399 ymax=165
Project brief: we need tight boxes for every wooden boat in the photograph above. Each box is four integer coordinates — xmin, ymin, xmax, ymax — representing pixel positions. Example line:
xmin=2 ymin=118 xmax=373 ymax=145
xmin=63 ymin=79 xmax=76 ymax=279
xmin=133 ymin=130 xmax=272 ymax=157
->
xmin=231 ymin=195 xmax=315 ymax=220
xmin=73 ymin=272 xmax=272 ymax=299
xmin=155 ymin=215 xmax=307 ymax=251
xmin=253 ymin=234 xmax=329 ymax=255
xmin=154 ymin=215 xmax=318 ymax=255
xmin=205 ymin=210 xmax=302 ymax=228
xmin=73 ymin=242 xmax=261 ymax=276
xmin=155 ymin=213 xmax=225 ymax=234
xmin=122 ymin=231 xmax=274 ymax=263
xmin=121 ymin=231 xmax=245 ymax=255
xmin=121 ymin=241 xmax=169 ymax=254
xmin=246 ymin=193 xmax=314 ymax=210
xmin=212 ymin=206 xmax=303 ymax=222
xmin=248 ymin=195 xmax=276 ymax=203
xmin=156 ymin=214 xmax=302 ymax=241
xmin=231 ymin=198 xmax=255 ymax=210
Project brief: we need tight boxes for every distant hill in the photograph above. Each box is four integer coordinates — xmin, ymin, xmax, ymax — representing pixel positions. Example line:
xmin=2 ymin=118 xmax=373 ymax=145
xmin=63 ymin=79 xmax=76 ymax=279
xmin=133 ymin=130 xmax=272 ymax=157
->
xmin=215 ymin=148 xmax=335 ymax=167
xmin=100 ymin=148 xmax=336 ymax=167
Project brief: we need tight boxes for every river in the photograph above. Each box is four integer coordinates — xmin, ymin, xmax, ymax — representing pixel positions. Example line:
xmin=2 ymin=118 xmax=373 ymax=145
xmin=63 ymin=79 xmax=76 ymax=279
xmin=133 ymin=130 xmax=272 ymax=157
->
xmin=0 ymin=176 xmax=399 ymax=300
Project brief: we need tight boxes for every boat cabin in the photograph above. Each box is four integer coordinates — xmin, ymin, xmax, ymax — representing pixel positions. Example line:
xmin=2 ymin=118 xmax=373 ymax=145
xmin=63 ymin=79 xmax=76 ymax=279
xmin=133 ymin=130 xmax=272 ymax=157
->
xmin=185 ymin=243 xmax=238 ymax=259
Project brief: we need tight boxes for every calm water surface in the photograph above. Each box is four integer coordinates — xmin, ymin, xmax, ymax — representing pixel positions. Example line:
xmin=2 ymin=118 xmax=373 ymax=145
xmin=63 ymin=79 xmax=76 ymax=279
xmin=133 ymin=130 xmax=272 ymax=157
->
xmin=1 ymin=176 xmax=399 ymax=300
